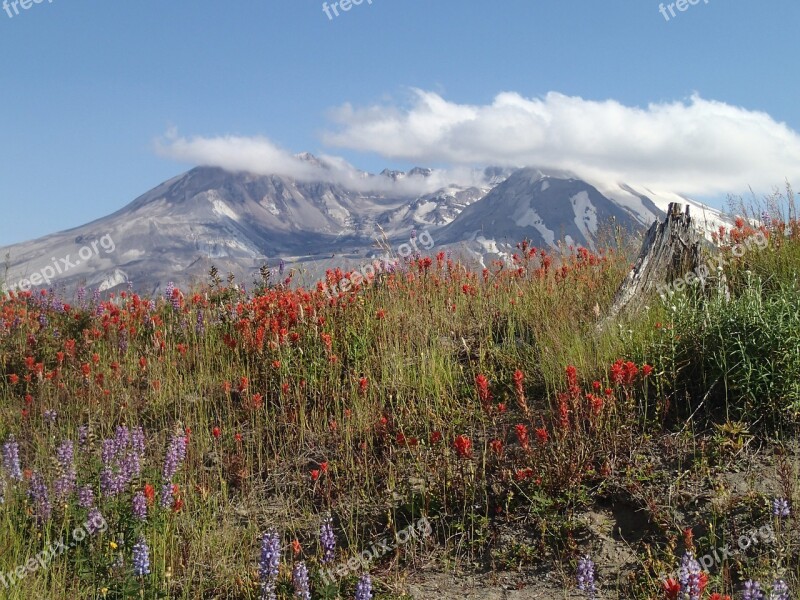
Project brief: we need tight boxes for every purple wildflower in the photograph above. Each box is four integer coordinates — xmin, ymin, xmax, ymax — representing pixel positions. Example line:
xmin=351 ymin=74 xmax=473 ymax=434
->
xmin=678 ymin=551 xmax=702 ymax=600
xmin=2 ymin=435 xmax=22 ymax=481
xmin=43 ymin=409 xmax=57 ymax=424
xmin=132 ymin=491 xmax=148 ymax=521
xmin=78 ymin=426 xmax=89 ymax=448
xmin=78 ymin=485 xmax=95 ymax=508
xmin=771 ymin=579 xmax=790 ymax=600
xmin=54 ymin=440 xmax=76 ymax=500
xmin=159 ymin=482 xmax=174 ymax=509
xmin=320 ymin=516 xmax=336 ymax=565
xmin=773 ymin=497 xmax=791 ymax=518
xmin=101 ymin=438 xmax=118 ymax=466
xmin=162 ymin=433 xmax=187 ymax=481
xmin=292 ymin=561 xmax=311 ymax=600
xmin=355 ymin=573 xmax=373 ymax=600
xmin=27 ymin=471 xmax=52 ymax=524
xmin=743 ymin=579 xmax=766 ymax=600
xmin=164 ymin=282 xmax=174 ymax=304
xmin=196 ymin=311 xmax=205 ymax=335
xmin=132 ymin=537 xmax=151 ymax=577
xmin=100 ymin=466 xmax=117 ymax=497
xmin=577 ymin=555 xmax=597 ymax=599
xmin=259 ymin=529 xmax=281 ymax=600
xmin=85 ymin=507 xmax=106 ymax=534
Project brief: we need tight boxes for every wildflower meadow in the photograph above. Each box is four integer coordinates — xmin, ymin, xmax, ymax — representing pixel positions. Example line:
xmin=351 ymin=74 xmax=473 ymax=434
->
xmin=1 ymin=190 xmax=800 ymax=598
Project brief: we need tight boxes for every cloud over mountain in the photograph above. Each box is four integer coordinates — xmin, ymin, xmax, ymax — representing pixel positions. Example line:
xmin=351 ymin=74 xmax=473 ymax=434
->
xmin=322 ymin=89 xmax=800 ymax=195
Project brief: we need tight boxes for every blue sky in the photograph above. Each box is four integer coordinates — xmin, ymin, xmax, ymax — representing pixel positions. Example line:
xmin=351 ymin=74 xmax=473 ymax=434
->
xmin=1 ymin=0 xmax=799 ymax=245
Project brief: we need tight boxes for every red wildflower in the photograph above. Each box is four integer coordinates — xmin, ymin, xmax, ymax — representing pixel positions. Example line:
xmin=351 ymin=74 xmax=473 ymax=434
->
xmin=358 ymin=376 xmax=368 ymax=395
xmin=709 ymin=594 xmax=731 ymax=600
xmin=475 ymin=374 xmax=492 ymax=412
xmin=683 ymin=527 xmax=694 ymax=549
xmin=310 ymin=469 xmax=320 ymax=481
xmin=8 ymin=374 xmax=19 ymax=384
xmin=512 ymin=369 xmax=528 ymax=413
xmin=430 ymin=431 xmax=442 ymax=444
xmin=291 ymin=540 xmax=301 ymax=556
xmin=535 ymin=427 xmax=549 ymax=445
xmin=515 ymin=424 xmax=529 ymax=451
xmin=642 ymin=364 xmax=653 ymax=377
xmin=514 ymin=467 xmax=536 ymax=481
xmin=212 ymin=426 xmax=221 ymax=439
xmin=489 ymin=439 xmax=503 ymax=456
xmin=565 ymin=365 xmax=578 ymax=388
xmin=320 ymin=462 xmax=328 ymax=473
xmin=663 ymin=578 xmax=680 ymax=600
xmin=558 ymin=393 xmax=570 ymax=429
xmin=454 ymin=435 xmax=472 ymax=458
xmin=144 ymin=484 xmax=155 ymax=506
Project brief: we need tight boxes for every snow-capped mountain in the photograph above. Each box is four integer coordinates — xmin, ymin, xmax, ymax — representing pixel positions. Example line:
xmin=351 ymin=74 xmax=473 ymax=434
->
xmin=0 ymin=159 xmax=725 ymax=296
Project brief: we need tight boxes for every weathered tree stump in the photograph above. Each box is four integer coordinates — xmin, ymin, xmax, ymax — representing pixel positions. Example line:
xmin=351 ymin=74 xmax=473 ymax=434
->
xmin=602 ymin=203 xmax=703 ymax=325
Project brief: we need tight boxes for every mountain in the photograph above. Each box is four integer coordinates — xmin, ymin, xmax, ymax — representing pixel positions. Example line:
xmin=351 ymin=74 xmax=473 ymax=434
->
xmin=0 ymin=159 xmax=726 ymax=296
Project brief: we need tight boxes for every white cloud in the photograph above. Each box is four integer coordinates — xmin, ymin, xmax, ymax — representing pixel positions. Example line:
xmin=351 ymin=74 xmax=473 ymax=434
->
xmin=154 ymin=129 xmax=486 ymax=196
xmin=322 ymin=89 xmax=800 ymax=195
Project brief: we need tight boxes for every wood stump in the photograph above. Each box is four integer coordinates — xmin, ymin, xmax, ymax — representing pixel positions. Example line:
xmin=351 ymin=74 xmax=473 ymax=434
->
xmin=602 ymin=203 xmax=704 ymax=325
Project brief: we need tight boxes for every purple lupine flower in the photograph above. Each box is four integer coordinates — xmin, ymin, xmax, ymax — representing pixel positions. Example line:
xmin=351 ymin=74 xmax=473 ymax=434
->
xmin=100 ymin=466 xmax=117 ymax=497
xmin=678 ymin=551 xmax=702 ymax=600
xmin=743 ymin=579 xmax=766 ymax=600
xmin=38 ymin=313 xmax=48 ymax=329
xmin=85 ymin=507 xmax=105 ymax=534
xmin=132 ymin=536 xmax=151 ymax=577
xmin=118 ymin=329 xmax=129 ymax=354
xmin=196 ymin=311 xmax=205 ymax=335
xmin=279 ymin=260 xmax=285 ymax=276
xmin=259 ymin=529 xmax=281 ymax=600
xmin=2 ymin=435 xmax=22 ymax=481
xmin=159 ymin=481 xmax=174 ymax=509
xmin=78 ymin=484 xmax=95 ymax=508
xmin=0 ymin=478 xmax=5 ymax=505
xmin=115 ymin=426 xmax=130 ymax=449
xmin=770 ymin=579 xmax=790 ymax=600
xmin=292 ymin=561 xmax=311 ymax=600
xmin=101 ymin=438 xmax=118 ymax=465
xmin=162 ymin=433 xmax=187 ymax=481
xmin=27 ymin=471 xmax=52 ymax=524
xmin=132 ymin=491 xmax=147 ymax=521
xmin=320 ymin=516 xmax=336 ymax=565
xmin=164 ymin=282 xmax=174 ymax=304
xmin=77 ymin=286 xmax=86 ymax=307
xmin=43 ymin=409 xmax=57 ymax=424
xmin=355 ymin=573 xmax=373 ymax=600
xmin=78 ymin=426 xmax=89 ymax=448
xmin=577 ymin=555 xmax=596 ymax=599
xmin=54 ymin=440 xmax=76 ymax=499
xmin=773 ymin=497 xmax=791 ymax=518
